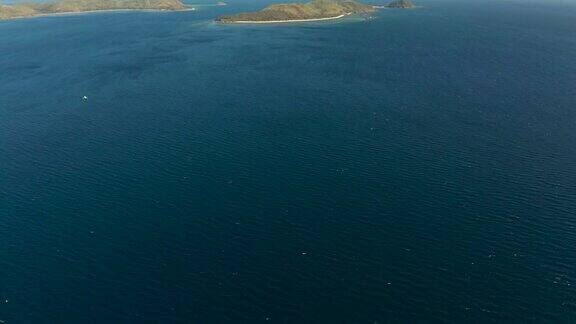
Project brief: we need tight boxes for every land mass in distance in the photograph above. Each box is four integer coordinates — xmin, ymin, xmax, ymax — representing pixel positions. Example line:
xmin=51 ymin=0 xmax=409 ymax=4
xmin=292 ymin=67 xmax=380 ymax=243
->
xmin=0 ymin=0 xmax=186 ymax=20
xmin=216 ymin=0 xmax=375 ymax=24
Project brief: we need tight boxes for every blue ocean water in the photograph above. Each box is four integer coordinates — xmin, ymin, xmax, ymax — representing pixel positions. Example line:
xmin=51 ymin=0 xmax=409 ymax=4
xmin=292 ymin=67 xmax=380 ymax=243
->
xmin=1 ymin=0 xmax=576 ymax=322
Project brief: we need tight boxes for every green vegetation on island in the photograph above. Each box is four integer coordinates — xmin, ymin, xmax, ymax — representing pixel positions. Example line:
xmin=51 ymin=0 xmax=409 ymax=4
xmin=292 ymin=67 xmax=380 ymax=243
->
xmin=216 ymin=0 xmax=375 ymax=23
xmin=0 ymin=4 xmax=37 ymax=19
xmin=0 ymin=0 xmax=185 ymax=20
xmin=386 ymin=0 xmax=414 ymax=8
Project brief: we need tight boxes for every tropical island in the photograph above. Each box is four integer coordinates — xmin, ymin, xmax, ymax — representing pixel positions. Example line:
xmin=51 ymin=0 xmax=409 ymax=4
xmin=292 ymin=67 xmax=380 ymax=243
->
xmin=216 ymin=0 xmax=375 ymax=24
xmin=0 ymin=0 xmax=186 ymax=20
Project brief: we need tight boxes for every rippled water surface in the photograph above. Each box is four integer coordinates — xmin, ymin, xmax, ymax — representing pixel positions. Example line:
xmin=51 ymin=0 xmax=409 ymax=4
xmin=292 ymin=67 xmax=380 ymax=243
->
xmin=1 ymin=0 xmax=576 ymax=322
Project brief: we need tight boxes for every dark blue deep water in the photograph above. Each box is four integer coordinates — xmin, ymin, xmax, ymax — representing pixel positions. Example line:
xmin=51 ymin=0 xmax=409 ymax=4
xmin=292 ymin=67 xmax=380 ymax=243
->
xmin=1 ymin=0 xmax=576 ymax=322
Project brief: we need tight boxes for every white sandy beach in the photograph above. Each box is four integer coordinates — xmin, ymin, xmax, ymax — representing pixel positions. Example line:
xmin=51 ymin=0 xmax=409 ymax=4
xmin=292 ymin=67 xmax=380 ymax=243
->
xmin=229 ymin=13 xmax=350 ymax=24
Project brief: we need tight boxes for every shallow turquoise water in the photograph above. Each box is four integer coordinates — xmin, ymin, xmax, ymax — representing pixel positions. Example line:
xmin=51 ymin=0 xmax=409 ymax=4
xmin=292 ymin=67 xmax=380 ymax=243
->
xmin=1 ymin=0 xmax=576 ymax=322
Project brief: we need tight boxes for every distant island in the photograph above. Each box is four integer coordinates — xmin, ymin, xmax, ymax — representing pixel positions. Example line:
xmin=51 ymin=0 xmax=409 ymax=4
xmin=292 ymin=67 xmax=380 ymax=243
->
xmin=0 ymin=0 xmax=186 ymax=20
xmin=386 ymin=0 xmax=415 ymax=8
xmin=216 ymin=0 xmax=375 ymax=24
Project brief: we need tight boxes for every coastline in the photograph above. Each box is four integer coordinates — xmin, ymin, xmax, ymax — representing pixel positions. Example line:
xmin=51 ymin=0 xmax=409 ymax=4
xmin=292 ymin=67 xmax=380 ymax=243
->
xmin=1 ymin=7 xmax=194 ymax=21
xmin=222 ymin=13 xmax=350 ymax=24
